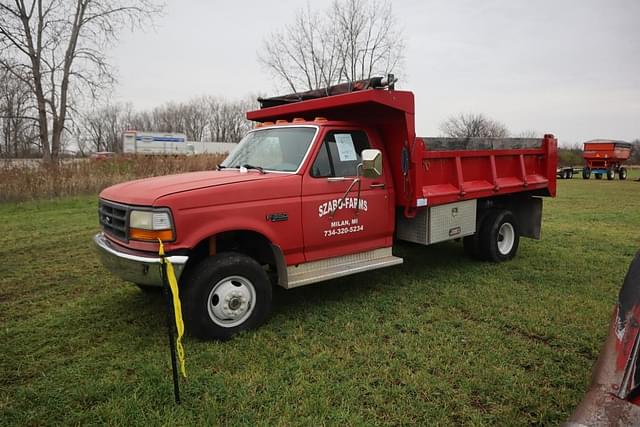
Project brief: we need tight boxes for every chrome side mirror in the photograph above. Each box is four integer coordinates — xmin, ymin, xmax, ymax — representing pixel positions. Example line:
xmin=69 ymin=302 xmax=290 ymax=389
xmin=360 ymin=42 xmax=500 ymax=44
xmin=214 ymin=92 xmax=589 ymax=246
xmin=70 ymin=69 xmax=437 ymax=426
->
xmin=361 ymin=149 xmax=383 ymax=178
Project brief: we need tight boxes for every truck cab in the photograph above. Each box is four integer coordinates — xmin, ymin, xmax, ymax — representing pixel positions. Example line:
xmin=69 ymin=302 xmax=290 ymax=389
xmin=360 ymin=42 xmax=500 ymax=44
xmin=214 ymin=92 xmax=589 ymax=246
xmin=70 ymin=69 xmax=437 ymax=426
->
xmin=95 ymin=79 xmax=556 ymax=340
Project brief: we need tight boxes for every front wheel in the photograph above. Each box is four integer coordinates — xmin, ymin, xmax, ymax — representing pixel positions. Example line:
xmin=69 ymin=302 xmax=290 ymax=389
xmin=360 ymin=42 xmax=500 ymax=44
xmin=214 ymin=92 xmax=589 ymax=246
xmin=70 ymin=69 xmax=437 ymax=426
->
xmin=582 ymin=168 xmax=591 ymax=179
xmin=607 ymin=169 xmax=615 ymax=180
xmin=183 ymin=252 xmax=272 ymax=340
xmin=480 ymin=210 xmax=520 ymax=262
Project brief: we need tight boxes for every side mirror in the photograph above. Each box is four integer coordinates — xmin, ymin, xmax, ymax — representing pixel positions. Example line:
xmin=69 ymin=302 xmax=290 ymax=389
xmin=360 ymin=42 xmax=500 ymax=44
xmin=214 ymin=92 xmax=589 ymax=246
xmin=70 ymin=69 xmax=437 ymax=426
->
xmin=361 ymin=149 xmax=383 ymax=179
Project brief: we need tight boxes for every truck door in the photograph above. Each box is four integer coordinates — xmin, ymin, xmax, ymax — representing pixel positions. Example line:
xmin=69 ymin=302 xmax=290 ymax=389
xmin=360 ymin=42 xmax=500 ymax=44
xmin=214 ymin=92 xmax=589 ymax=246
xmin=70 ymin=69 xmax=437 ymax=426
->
xmin=301 ymin=129 xmax=393 ymax=262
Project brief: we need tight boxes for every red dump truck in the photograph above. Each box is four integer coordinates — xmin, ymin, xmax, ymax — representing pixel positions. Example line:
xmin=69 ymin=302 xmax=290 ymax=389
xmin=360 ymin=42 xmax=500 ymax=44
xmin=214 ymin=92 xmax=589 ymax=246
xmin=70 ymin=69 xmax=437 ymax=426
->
xmin=94 ymin=78 xmax=557 ymax=339
xmin=581 ymin=139 xmax=632 ymax=180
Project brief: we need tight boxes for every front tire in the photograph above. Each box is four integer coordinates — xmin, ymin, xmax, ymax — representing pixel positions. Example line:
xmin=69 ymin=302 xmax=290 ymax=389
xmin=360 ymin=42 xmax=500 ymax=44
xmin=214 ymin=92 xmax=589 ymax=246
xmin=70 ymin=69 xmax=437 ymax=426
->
xmin=607 ymin=169 xmax=615 ymax=180
xmin=480 ymin=210 xmax=520 ymax=262
xmin=582 ymin=168 xmax=591 ymax=179
xmin=183 ymin=252 xmax=272 ymax=340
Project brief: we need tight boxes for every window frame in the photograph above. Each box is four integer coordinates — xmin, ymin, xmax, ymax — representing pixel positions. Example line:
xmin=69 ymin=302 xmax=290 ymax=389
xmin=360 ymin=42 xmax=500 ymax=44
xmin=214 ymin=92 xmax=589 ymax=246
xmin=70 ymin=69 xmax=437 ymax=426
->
xmin=309 ymin=129 xmax=372 ymax=179
xmin=222 ymin=125 xmax=320 ymax=174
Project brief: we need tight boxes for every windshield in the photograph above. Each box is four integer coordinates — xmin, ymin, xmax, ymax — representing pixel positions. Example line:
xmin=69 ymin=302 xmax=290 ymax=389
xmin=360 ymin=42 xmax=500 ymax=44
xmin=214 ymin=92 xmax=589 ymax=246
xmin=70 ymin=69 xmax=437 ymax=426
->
xmin=221 ymin=127 xmax=317 ymax=172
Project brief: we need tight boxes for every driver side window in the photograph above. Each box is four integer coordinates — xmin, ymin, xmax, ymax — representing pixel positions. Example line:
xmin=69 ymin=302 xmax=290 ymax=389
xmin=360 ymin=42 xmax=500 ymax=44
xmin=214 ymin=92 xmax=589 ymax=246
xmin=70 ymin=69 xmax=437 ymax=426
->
xmin=310 ymin=130 xmax=370 ymax=178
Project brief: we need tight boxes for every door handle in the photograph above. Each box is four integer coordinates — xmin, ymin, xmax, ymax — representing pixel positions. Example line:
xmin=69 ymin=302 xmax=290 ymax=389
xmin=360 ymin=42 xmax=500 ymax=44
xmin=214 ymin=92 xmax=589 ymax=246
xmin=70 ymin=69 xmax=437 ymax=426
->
xmin=369 ymin=183 xmax=385 ymax=189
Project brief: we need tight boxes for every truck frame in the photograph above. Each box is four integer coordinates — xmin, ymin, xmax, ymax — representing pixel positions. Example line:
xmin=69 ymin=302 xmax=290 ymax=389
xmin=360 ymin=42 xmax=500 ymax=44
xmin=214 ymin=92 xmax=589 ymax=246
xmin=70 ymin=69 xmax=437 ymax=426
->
xmin=94 ymin=78 xmax=557 ymax=340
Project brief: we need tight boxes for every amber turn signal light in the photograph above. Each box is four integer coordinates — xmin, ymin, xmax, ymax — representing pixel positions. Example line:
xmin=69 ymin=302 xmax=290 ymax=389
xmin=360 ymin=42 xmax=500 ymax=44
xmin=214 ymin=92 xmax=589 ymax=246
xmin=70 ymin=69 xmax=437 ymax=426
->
xmin=129 ymin=228 xmax=174 ymax=242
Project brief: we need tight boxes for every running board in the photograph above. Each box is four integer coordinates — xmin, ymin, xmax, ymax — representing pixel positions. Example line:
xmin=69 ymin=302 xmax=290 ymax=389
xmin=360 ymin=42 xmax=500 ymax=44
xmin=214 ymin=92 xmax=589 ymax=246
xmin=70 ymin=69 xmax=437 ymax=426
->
xmin=284 ymin=247 xmax=403 ymax=289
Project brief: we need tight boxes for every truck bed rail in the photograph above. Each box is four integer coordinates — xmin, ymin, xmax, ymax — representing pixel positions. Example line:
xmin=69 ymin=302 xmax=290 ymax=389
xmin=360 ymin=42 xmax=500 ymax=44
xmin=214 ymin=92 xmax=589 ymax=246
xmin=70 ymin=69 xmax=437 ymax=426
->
xmin=420 ymin=137 xmax=542 ymax=151
xmin=408 ymin=135 xmax=557 ymax=208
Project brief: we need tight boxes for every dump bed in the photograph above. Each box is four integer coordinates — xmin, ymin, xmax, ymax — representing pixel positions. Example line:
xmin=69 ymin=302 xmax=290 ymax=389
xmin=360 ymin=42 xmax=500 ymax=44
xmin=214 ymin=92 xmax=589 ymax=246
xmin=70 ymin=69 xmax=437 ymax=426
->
xmin=410 ymin=136 xmax=557 ymax=208
xmin=248 ymin=83 xmax=557 ymax=210
xmin=583 ymin=140 xmax=632 ymax=162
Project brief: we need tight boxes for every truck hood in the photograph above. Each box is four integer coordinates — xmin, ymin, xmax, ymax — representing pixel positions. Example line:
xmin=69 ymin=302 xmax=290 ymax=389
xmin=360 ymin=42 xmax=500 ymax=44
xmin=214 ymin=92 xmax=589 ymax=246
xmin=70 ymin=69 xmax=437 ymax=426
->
xmin=99 ymin=170 xmax=279 ymax=206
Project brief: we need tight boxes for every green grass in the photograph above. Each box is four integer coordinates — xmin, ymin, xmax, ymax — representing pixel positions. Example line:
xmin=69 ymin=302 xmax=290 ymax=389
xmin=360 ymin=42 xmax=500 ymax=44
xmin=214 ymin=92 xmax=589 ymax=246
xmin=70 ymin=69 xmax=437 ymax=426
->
xmin=1 ymin=172 xmax=640 ymax=426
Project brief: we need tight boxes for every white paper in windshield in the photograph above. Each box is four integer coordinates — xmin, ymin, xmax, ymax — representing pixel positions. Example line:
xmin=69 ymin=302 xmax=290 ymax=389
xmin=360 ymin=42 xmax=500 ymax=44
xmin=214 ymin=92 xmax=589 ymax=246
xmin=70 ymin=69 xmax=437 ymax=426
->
xmin=334 ymin=134 xmax=357 ymax=161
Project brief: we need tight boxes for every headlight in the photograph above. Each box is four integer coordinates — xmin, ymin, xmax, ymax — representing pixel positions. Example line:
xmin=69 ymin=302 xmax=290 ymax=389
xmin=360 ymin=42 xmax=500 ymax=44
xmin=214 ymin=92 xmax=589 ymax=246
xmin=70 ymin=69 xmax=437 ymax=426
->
xmin=129 ymin=209 xmax=175 ymax=242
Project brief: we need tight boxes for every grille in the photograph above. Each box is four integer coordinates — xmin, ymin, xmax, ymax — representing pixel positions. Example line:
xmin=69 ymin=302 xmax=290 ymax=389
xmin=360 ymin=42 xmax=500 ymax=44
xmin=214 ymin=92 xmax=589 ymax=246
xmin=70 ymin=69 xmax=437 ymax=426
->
xmin=99 ymin=199 xmax=129 ymax=241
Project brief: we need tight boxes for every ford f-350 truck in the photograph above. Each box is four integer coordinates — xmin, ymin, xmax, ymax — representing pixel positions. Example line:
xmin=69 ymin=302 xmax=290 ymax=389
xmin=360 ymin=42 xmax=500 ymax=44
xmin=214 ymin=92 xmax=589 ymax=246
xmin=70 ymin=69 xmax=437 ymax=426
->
xmin=94 ymin=78 xmax=557 ymax=340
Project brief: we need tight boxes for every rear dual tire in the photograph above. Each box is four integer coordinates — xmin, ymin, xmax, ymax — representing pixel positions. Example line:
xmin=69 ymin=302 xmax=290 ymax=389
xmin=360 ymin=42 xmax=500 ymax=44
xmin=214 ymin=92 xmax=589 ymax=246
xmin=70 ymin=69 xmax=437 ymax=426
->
xmin=619 ymin=167 xmax=627 ymax=180
xmin=464 ymin=209 xmax=520 ymax=262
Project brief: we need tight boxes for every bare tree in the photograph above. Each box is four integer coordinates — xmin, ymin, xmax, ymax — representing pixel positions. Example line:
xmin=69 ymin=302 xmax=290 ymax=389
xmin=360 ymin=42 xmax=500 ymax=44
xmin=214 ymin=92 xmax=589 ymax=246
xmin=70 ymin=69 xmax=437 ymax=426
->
xmin=80 ymin=102 xmax=133 ymax=153
xmin=0 ymin=0 xmax=161 ymax=162
xmin=181 ymin=97 xmax=208 ymax=142
xmin=440 ymin=113 xmax=510 ymax=138
xmin=516 ymin=130 xmax=539 ymax=138
xmin=259 ymin=0 xmax=404 ymax=93
xmin=78 ymin=95 xmax=256 ymax=152
xmin=333 ymin=0 xmax=403 ymax=84
xmin=206 ymin=96 xmax=255 ymax=142
xmin=0 ymin=66 xmax=38 ymax=157
xmin=260 ymin=6 xmax=337 ymax=93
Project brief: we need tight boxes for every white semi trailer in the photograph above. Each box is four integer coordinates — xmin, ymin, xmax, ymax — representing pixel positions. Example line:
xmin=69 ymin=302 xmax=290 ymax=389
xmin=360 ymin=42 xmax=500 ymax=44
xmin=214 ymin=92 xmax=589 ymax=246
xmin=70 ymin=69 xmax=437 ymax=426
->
xmin=123 ymin=130 xmax=236 ymax=155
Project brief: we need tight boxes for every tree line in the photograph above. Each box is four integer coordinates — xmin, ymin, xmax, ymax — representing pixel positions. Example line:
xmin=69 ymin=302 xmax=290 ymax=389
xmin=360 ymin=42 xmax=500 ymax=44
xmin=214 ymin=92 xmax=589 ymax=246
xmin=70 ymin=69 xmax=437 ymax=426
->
xmin=0 ymin=0 xmax=163 ymax=161
xmin=75 ymin=96 xmax=256 ymax=155
xmin=0 ymin=81 xmax=255 ymax=157
xmin=2 ymin=1 xmax=637 ymax=164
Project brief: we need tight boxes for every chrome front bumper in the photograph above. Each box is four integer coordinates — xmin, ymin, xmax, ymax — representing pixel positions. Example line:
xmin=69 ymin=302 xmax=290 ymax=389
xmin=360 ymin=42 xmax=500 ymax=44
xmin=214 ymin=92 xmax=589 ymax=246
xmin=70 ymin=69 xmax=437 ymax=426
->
xmin=93 ymin=233 xmax=189 ymax=287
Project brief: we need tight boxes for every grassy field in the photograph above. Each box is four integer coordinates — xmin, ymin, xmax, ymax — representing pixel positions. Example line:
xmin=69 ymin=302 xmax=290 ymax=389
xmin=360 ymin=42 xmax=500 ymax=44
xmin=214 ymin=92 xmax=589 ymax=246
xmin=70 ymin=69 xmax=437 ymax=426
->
xmin=1 ymin=172 xmax=639 ymax=426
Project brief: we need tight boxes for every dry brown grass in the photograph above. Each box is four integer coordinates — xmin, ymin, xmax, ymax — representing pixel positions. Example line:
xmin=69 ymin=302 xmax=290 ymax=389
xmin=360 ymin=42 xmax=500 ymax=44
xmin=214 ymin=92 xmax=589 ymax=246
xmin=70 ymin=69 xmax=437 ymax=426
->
xmin=0 ymin=154 xmax=226 ymax=202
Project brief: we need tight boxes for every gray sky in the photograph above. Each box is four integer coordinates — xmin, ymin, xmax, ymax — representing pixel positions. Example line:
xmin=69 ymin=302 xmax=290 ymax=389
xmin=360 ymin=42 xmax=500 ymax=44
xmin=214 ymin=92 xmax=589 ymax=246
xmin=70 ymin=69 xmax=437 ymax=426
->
xmin=108 ymin=0 xmax=640 ymax=146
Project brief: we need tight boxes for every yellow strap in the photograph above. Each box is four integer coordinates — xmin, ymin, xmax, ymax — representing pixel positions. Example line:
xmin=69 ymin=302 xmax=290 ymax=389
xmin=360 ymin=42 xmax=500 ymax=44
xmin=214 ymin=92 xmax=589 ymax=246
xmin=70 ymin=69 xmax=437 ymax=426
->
xmin=159 ymin=240 xmax=187 ymax=378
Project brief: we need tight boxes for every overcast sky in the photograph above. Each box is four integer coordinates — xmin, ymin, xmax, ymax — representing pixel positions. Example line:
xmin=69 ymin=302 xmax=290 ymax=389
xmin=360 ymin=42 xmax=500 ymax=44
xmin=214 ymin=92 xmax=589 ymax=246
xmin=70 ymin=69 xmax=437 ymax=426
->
xmin=108 ymin=0 xmax=640 ymax=146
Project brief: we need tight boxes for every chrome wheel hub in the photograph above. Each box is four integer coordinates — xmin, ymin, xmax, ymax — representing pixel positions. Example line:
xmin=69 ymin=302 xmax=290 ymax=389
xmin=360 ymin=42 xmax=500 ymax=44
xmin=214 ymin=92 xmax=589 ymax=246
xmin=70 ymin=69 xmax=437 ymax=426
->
xmin=497 ymin=222 xmax=515 ymax=255
xmin=207 ymin=275 xmax=256 ymax=328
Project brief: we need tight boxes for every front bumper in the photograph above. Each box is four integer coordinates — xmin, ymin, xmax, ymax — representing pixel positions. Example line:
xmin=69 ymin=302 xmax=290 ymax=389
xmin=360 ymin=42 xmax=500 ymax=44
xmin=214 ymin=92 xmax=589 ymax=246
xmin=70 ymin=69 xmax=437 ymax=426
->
xmin=93 ymin=233 xmax=189 ymax=287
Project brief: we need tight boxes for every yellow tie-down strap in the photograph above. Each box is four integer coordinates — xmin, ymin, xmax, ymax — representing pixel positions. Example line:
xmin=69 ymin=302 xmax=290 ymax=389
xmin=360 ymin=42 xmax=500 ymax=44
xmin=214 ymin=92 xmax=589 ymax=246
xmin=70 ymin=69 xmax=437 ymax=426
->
xmin=159 ymin=240 xmax=186 ymax=378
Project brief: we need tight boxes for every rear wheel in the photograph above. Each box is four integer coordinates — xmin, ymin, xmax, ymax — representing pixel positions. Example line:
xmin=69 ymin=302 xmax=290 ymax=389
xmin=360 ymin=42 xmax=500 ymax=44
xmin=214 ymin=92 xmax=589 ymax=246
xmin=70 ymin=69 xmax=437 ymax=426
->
xmin=619 ymin=167 xmax=628 ymax=180
xmin=479 ymin=210 xmax=520 ymax=262
xmin=607 ymin=169 xmax=615 ymax=180
xmin=183 ymin=252 xmax=272 ymax=340
xmin=582 ymin=168 xmax=591 ymax=179
xmin=567 ymin=169 xmax=574 ymax=179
